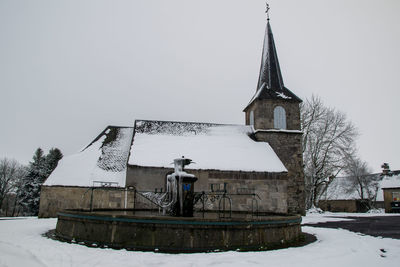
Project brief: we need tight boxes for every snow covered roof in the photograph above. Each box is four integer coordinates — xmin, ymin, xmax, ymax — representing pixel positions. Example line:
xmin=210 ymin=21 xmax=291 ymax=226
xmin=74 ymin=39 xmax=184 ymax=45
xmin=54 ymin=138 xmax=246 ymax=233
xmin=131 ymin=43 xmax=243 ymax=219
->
xmin=129 ymin=120 xmax=287 ymax=172
xmin=380 ymin=174 xmax=400 ymax=189
xmin=44 ymin=126 xmax=134 ymax=187
xmin=44 ymin=120 xmax=288 ymax=187
xmin=323 ymin=174 xmax=400 ymax=202
xmin=323 ymin=177 xmax=361 ymax=201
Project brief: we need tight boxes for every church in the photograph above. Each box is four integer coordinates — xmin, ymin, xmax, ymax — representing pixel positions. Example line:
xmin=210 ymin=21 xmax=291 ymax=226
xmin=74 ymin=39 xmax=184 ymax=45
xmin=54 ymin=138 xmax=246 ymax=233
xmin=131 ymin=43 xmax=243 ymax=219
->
xmin=38 ymin=16 xmax=305 ymax=217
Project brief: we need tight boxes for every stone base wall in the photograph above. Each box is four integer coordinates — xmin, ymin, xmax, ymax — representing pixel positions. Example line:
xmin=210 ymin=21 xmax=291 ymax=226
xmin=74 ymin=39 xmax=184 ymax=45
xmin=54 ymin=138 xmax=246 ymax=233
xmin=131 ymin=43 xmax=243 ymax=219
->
xmin=56 ymin=210 xmax=302 ymax=252
xmin=38 ymin=186 xmax=136 ymax=218
xmin=127 ymin=166 xmax=289 ymax=214
xmin=39 ymin=167 xmax=291 ymax=217
xmin=318 ymin=200 xmax=358 ymax=213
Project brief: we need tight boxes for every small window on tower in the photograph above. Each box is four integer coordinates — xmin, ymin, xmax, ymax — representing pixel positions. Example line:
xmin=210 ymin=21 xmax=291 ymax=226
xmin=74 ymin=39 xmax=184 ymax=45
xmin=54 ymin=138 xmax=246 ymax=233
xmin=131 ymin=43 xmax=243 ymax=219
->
xmin=274 ymin=106 xmax=286 ymax=129
xmin=249 ymin=111 xmax=255 ymax=126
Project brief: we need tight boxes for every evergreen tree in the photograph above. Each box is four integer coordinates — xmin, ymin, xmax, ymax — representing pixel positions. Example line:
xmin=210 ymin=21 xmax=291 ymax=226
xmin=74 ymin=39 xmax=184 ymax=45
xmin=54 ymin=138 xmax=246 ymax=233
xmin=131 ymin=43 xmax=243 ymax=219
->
xmin=19 ymin=148 xmax=46 ymax=215
xmin=19 ymin=147 xmax=63 ymax=216
xmin=45 ymin=148 xmax=63 ymax=177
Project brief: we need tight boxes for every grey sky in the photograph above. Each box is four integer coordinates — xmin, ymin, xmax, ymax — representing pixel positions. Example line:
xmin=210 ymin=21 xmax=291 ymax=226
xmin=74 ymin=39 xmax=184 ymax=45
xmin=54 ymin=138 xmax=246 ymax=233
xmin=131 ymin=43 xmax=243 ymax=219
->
xmin=1 ymin=0 xmax=399 ymax=173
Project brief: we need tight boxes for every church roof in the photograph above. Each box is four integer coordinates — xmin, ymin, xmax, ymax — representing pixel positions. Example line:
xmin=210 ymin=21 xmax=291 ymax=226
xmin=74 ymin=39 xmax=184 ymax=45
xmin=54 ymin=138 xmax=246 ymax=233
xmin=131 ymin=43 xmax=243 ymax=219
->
xmin=244 ymin=21 xmax=301 ymax=111
xmin=44 ymin=120 xmax=287 ymax=187
xmin=129 ymin=120 xmax=287 ymax=172
xmin=43 ymin=126 xmax=134 ymax=187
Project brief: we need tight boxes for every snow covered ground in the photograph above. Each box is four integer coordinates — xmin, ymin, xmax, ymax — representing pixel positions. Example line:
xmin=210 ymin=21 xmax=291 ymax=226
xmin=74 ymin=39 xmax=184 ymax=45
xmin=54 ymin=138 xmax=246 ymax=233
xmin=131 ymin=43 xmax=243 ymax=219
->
xmin=1 ymin=213 xmax=400 ymax=267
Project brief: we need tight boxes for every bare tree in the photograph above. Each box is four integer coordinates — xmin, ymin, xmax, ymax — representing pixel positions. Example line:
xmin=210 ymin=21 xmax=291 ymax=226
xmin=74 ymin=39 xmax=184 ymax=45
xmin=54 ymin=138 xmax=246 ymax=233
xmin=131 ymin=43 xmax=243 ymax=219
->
xmin=301 ymin=96 xmax=358 ymax=208
xmin=0 ymin=158 xmax=26 ymax=213
xmin=343 ymin=154 xmax=380 ymax=207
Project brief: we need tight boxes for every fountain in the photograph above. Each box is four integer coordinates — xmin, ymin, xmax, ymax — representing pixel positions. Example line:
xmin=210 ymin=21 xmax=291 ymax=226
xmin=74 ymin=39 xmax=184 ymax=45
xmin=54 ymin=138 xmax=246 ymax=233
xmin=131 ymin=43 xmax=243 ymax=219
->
xmin=55 ymin=157 xmax=303 ymax=252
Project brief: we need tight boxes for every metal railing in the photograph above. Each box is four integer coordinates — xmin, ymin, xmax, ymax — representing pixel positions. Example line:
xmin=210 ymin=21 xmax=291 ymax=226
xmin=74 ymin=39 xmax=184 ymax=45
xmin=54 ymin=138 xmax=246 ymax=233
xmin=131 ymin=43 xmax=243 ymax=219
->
xmin=80 ymin=184 xmax=262 ymax=218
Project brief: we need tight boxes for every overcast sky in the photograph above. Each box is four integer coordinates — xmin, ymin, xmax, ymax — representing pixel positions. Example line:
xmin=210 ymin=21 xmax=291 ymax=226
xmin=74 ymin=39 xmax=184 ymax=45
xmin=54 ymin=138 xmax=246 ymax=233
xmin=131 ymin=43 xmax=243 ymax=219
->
xmin=1 ymin=0 xmax=399 ymax=173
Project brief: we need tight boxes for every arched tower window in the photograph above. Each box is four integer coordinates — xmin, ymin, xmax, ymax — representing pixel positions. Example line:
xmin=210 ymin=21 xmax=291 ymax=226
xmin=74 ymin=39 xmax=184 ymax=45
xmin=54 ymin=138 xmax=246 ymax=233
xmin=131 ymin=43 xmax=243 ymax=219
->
xmin=249 ymin=110 xmax=255 ymax=126
xmin=274 ymin=106 xmax=286 ymax=129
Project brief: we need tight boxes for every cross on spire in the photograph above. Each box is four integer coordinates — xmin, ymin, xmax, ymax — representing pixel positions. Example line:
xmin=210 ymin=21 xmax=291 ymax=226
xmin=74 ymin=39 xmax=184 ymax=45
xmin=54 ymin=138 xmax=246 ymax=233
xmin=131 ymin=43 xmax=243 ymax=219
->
xmin=265 ymin=2 xmax=270 ymax=20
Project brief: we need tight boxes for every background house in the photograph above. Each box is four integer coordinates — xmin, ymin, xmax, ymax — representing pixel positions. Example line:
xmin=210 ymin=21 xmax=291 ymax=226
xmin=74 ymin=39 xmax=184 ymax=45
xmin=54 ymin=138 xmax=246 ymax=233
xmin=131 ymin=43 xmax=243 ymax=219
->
xmin=319 ymin=172 xmax=400 ymax=213
xmin=380 ymin=172 xmax=400 ymax=213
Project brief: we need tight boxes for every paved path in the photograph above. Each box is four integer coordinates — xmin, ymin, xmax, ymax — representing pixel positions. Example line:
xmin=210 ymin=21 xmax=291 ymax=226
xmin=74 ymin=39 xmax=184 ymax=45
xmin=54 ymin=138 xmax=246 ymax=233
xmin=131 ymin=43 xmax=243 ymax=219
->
xmin=304 ymin=216 xmax=400 ymax=239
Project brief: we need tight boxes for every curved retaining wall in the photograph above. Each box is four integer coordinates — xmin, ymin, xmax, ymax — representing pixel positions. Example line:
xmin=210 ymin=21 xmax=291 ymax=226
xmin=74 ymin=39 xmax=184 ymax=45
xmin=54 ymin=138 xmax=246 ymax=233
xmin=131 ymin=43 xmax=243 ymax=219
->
xmin=56 ymin=210 xmax=302 ymax=252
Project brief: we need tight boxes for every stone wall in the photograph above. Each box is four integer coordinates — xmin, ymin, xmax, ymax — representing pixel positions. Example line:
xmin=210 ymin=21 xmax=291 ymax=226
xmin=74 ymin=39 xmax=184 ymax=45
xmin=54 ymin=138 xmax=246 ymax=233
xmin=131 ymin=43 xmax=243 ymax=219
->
xmin=56 ymin=211 xmax=302 ymax=252
xmin=255 ymin=132 xmax=305 ymax=215
xmin=39 ymin=167 xmax=290 ymax=217
xmin=245 ymin=100 xmax=301 ymax=131
xmin=319 ymin=199 xmax=374 ymax=213
xmin=318 ymin=200 xmax=358 ymax=213
xmin=127 ymin=166 xmax=289 ymax=214
xmin=244 ymin=99 xmax=305 ymax=215
xmin=38 ymin=186 xmax=136 ymax=218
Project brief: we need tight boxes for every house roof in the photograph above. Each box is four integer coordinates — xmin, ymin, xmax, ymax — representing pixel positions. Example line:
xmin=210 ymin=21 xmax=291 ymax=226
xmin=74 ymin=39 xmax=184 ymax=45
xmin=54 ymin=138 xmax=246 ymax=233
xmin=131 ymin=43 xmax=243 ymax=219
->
xmin=244 ymin=21 xmax=301 ymax=111
xmin=43 ymin=126 xmax=134 ymax=187
xmin=129 ymin=120 xmax=287 ymax=172
xmin=381 ymin=174 xmax=400 ymax=189
xmin=322 ymin=174 xmax=400 ymax=202
xmin=323 ymin=177 xmax=361 ymax=201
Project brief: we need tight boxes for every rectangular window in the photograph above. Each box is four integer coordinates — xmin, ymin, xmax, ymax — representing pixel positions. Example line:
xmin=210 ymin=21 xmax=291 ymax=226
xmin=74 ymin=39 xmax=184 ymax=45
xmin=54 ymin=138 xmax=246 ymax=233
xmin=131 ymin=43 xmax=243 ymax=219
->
xmin=393 ymin=192 xmax=400 ymax=202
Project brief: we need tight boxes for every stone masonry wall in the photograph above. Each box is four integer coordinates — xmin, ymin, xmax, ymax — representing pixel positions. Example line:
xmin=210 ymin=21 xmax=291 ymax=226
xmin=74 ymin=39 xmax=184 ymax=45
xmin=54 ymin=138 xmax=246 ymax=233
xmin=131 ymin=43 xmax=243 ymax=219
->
xmin=255 ymin=132 xmax=305 ymax=215
xmin=245 ymin=100 xmax=301 ymax=131
xmin=38 ymin=186 xmax=135 ymax=218
xmin=39 ymin=167 xmax=290 ymax=217
xmin=127 ymin=166 xmax=289 ymax=214
xmin=245 ymin=99 xmax=305 ymax=215
xmin=318 ymin=200 xmax=358 ymax=213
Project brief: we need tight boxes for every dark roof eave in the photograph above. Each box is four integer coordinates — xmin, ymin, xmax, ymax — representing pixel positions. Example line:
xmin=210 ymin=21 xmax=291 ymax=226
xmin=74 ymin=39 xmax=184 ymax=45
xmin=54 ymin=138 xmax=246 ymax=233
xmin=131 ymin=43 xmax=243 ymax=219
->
xmin=128 ymin=164 xmax=288 ymax=174
xmin=243 ymin=87 xmax=302 ymax=112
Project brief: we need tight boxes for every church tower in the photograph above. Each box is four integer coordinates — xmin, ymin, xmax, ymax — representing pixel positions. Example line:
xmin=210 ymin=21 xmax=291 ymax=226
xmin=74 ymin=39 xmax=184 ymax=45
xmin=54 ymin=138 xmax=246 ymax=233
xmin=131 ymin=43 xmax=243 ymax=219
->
xmin=244 ymin=13 xmax=305 ymax=215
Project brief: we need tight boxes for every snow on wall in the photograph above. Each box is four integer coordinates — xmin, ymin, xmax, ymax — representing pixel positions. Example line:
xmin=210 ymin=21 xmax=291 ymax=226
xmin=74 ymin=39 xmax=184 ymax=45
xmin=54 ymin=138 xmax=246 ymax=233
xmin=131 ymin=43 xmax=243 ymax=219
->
xmin=129 ymin=121 xmax=287 ymax=172
xmin=44 ymin=127 xmax=134 ymax=187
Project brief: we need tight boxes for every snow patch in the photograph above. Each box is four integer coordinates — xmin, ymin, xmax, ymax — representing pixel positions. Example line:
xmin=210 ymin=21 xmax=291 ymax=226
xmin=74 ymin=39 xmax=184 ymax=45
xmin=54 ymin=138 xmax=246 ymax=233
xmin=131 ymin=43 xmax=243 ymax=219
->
xmin=276 ymin=91 xmax=292 ymax=99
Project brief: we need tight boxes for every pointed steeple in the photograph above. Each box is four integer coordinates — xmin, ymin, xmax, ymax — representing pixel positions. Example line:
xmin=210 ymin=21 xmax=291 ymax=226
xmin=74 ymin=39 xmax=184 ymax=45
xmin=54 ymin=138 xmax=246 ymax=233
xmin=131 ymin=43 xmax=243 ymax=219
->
xmin=256 ymin=21 xmax=284 ymax=91
xmin=244 ymin=16 xmax=301 ymax=112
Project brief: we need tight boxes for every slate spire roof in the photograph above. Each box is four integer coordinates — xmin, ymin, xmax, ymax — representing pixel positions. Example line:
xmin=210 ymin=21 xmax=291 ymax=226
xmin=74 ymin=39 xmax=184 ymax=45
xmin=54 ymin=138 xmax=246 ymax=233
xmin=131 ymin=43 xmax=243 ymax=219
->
xmin=257 ymin=21 xmax=284 ymax=91
xmin=244 ymin=19 xmax=301 ymax=111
